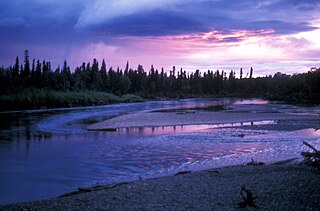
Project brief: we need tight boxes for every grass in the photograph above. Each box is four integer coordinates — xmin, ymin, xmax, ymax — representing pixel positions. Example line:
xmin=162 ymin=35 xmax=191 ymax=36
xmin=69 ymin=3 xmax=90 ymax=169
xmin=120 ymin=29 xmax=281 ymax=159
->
xmin=0 ymin=89 xmax=144 ymax=111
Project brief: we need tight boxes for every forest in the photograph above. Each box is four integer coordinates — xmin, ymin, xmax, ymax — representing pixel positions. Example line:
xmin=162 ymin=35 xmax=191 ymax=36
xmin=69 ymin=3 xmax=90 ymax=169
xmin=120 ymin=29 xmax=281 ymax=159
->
xmin=0 ymin=50 xmax=319 ymax=111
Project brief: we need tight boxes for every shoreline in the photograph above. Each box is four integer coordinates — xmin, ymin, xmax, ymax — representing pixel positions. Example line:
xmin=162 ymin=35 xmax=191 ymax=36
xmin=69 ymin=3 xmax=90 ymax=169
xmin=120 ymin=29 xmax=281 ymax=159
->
xmin=2 ymin=161 xmax=319 ymax=210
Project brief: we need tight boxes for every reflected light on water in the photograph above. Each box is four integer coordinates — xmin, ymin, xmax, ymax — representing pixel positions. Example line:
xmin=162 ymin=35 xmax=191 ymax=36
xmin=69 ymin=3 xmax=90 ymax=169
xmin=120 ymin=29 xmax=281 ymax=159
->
xmin=233 ymin=99 xmax=269 ymax=105
xmin=117 ymin=120 xmax=276 ymax=136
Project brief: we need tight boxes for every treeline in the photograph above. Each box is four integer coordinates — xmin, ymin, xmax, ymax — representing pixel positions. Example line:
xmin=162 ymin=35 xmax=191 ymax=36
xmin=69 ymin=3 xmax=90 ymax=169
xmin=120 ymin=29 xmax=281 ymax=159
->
xmin=0 ymin=50 xmax=319 ymax=110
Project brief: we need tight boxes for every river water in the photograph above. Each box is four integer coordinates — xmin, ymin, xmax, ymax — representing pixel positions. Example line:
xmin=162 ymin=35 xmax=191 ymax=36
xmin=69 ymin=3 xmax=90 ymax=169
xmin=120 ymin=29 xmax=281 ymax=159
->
xmin=0 ymin=98 xmax=319 ymax=205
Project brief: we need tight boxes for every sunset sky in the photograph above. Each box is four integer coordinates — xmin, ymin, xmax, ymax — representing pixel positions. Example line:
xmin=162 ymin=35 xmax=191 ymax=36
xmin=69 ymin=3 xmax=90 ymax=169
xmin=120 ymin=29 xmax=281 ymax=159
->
xmin=0 ymin=0 xmax=320 ymax=76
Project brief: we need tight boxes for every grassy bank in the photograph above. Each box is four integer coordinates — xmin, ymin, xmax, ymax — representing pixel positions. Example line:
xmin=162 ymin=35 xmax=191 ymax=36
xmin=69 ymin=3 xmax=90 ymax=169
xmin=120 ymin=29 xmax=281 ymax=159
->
xmin=0 ymin=89 xmax=143 ymax=111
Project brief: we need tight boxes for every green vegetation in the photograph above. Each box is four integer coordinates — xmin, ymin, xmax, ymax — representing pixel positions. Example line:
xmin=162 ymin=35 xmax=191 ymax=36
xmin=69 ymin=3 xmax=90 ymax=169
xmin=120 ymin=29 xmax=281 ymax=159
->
xmin=0 ymin=50 xmax=319 ymax=111
xmin=0 ymin=89 xmax=143 ymax=111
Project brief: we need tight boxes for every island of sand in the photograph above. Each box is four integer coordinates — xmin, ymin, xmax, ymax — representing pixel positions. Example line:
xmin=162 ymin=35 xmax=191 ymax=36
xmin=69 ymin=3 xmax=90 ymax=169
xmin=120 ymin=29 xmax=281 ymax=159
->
xmin=88 ymin=102 xmax=320 ymax=131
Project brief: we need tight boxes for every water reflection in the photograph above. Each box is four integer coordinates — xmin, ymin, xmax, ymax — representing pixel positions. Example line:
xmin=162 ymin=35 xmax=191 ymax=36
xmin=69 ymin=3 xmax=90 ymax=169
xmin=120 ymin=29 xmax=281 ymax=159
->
xmin=117 ymin=121 xmax=276 ymax=136
xmin=233 ymin=99 xmax=269 ymax=105
xmin=33 ymin=98 xmax=236 ymax=134
xmin=0 ymin=112 xmax=52 ymax=143
xmin=153 ymin=104 xmax=228 ymax=113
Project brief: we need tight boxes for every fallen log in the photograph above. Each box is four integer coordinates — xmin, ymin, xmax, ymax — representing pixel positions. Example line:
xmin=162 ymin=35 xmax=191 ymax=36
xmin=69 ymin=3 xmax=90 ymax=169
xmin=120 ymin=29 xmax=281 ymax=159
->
xmin=174 ymin=171 xmax=192 ymax=176
xmin=59 ymin=182 xmax=128 ymax=198
xmin=301 ymin=141 xmax=320 ymax=169
xmin=246 ymin=158 xmax=265 ymax=166
xmin=301 ymin=152 xmax=320 ymax=158
xmin=303 ymin=141 xmax=320 ymax=153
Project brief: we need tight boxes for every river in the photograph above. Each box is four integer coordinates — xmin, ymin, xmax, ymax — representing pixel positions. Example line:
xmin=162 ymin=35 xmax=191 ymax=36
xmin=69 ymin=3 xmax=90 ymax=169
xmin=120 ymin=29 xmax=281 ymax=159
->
xmin=0 ymin=98 xmax=319 ymax=205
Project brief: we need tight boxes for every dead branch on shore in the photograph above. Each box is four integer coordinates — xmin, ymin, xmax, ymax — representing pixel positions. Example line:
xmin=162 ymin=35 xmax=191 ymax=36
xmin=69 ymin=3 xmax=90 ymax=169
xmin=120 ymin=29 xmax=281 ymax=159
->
xmin=236 ymin=186 xmax=257 ymax=208
xmin=59 ymin=182 xmax=129 ymax=198
xmin=246 ymin=158 xmax=265 ymax=166
xmin=301 ymin=141 xmax=320 ymax=169
xmin=174 ymin=171 xmax=191 ymax=176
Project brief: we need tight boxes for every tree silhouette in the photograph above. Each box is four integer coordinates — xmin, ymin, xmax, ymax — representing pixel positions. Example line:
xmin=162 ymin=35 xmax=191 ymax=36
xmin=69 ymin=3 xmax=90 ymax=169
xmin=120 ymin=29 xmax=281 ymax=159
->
xmin=0 ymin=50 xmax=319 ymax=110
xmin=249 ymin=67 xmax=253 ymax=79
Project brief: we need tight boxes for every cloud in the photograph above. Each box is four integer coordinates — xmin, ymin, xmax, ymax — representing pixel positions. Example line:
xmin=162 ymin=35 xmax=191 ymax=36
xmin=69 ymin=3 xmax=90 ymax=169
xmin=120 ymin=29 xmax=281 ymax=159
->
xmin=249 ymin=20 xmax=317 ymax=34
xmin=1 ymin=0 xmax=320 ymax=74
xmin=73 ymin=0 xmax=318 ymax=38
xmin=164 ymin=29 xmax=275 ymax=48
xmin=1 ymin=0 xmax=318 ymax=41
xmin=0 ymin=18 xmax=25 ymax=27
xmin=76 ymin=0 xmax=182 ymax=28
xmin=268 ymin=0 xmax=320 ymax=11
xmin=90 ymin=10 xmax=210 ymax=36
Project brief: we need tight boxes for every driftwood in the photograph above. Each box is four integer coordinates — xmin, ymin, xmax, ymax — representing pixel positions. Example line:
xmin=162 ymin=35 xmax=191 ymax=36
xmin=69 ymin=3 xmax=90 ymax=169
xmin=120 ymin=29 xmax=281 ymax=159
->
xmin=303 ymin=141 xmax=319 ymax=153
xmin=246 ymin=158 xmax=265 ymax=166
xmin=59 ymin=182 xmax=128 ymax=198
xmin=301 ymin=141 xmax=320 ymax=169
xmin=174 ymin=171 xmax=191 ymax=176
xmin=236 ymin=186 xmax=257 ymax=208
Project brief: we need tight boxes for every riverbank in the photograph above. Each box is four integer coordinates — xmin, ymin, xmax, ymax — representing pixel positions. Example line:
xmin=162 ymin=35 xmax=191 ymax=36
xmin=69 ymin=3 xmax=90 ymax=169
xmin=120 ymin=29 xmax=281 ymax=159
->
xmin=2 ymin=162 xmax=319 ymax=210
xmin=0 ymin=89 xmax=143 ymax=111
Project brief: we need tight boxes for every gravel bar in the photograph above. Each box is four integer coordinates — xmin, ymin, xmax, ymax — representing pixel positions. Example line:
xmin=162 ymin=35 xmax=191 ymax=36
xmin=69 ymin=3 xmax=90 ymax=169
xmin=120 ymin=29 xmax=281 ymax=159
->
xmin=2 ymin=163 xmax=320 ymax=210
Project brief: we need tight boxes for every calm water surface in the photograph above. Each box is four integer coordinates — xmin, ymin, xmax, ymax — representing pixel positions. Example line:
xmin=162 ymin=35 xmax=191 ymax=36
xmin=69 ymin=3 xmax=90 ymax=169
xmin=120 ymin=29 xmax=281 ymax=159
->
xmin=0 ymin=98 xmax=319 ymax=205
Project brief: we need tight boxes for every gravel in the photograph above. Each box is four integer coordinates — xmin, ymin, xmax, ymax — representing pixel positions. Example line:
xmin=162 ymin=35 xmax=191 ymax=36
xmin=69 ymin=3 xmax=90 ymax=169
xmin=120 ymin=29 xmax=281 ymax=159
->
xmin=87 ymin=111 xmax=319 ymax=131
xmin=2 ymin=164 xmax=320 ymax=210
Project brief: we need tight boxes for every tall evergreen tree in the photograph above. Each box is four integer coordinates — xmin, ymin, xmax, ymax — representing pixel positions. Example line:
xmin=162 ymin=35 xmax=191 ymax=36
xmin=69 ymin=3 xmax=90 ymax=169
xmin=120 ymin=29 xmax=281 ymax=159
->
xmin=125 ymin=61 xmax=129 ymax=74
xmin=35 ymin=60 xmax=42 ymax=88
xmin=249 ymin=67 xmax=253 ymax=79
xmin=13 ymin=56 xmax=20 ymax=86
xmin=20 ymin=50 xmax=31 ymax=87
xmin=100 ymin=59 xmax=107 ymax=90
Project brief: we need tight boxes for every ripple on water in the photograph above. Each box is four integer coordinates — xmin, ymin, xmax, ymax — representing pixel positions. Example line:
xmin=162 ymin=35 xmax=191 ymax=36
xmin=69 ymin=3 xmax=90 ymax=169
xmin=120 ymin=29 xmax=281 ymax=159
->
xmin=87 ymin=127 xmax=320 ymax=187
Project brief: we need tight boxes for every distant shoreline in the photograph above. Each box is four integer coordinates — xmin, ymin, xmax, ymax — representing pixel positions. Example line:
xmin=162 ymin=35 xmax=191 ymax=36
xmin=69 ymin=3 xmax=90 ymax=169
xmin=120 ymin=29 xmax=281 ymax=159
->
xmin=0 ymin=89 xmax=144 ymax=112
xmin=1 ymin=88 xmax=319 ymax=112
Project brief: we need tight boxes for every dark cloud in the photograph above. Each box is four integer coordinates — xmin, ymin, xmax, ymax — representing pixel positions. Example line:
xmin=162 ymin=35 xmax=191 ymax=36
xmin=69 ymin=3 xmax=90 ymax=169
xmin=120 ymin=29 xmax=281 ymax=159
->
xmin=247 ymin=20 xmax=317 ymax=34
xmin=91 ymin=10 xmax=210 ymax=36
xmin=82 ymin=0 xmax=318 ymax=37
xmin=0 ymin=0 xmax=83 ymax=43
xmin=268 ymin=0 xmax=320 ymax=11
xmin=203 ymin=35 xmax=246 ymax=44
xmin=0 ymin=0 xmax=318 ymax=41
xmin=0 ymin=18 xmax=25 ymax=27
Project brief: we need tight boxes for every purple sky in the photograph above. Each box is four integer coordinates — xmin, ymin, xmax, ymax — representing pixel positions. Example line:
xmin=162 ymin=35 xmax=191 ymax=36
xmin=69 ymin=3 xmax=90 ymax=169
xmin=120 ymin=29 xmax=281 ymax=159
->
xmin=1 ymin=0 xmax=320 ymax=76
